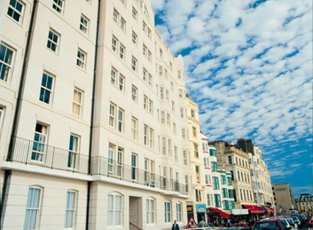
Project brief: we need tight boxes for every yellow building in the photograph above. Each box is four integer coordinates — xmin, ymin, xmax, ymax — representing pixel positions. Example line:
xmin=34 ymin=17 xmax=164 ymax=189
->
xmin=295 ymin=194 xmax=313 ymax=214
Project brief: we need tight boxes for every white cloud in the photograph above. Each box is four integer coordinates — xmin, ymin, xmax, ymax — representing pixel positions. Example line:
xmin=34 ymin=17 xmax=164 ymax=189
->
xmin=152 ymin=0 xmax=312 ymax=182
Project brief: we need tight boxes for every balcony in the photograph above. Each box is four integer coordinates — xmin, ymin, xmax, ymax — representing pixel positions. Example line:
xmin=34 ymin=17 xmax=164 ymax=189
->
xmin=6 ymin=136 xmax=188 ymax=195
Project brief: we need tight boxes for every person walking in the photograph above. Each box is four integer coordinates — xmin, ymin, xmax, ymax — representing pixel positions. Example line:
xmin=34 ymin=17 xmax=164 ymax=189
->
xmin=172 ymin=220 xmax=180 ymax=230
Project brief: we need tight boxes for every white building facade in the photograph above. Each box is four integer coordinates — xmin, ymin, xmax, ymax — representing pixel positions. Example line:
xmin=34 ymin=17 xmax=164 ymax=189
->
xmin=0 ymin=0 xmax=192 ymax=229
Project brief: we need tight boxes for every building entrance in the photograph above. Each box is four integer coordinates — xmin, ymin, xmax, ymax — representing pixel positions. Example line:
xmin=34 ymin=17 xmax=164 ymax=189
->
xmin=129 ymin=196 xmax=142 ymax=230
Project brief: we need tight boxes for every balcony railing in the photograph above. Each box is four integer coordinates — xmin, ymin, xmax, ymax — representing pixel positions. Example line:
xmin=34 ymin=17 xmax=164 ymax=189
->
xmin=10 ymin=136 xmax=89 ymax=174
xmin=8 ymin=136 xmax=188 ymax=195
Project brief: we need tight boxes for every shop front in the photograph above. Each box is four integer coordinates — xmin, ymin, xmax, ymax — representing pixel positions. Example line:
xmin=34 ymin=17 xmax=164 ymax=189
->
xmin=231 ymin=208 xmax=249 ymax=223
xmin=186 ymin=202 xmax=194 ymax=221
xmin=207 ymin=207 xmax=230 ymax=226
xmin=242 ymin=204 xmax=265 ymax=221
xmin=196 ymin=204 xmax=207 ymax=223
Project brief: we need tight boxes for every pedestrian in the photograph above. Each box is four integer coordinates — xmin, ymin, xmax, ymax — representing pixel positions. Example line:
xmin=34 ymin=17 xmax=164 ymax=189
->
xmin=199 ymin=218 xmax=206 ymax=227
xmin=172 ymin=220 xmax=180 ymax=230
xmin=227 ymin=218 xmax=231 ymax=227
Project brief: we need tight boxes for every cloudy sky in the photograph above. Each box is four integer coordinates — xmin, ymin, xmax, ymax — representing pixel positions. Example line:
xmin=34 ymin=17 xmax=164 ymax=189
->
xmin=151 ymin=0 xmax=313 ymax=196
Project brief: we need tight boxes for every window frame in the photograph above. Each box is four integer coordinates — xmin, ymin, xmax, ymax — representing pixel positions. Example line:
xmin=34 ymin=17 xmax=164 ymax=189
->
xmin=164 ymin=201 xmax=171 ymax=223
xmin=47 ymin=28 xmax=60 ymax=53
xmin=131 ymin=84 xmax=138 ymax=102
xmin=0 ymin=43 xmax=15 ymax=83
xmin=64 ymin=190 xmax=78 ymax=229
xmin=24 ymin=186 xmax=42 ymax=230
xmin=52 ymin=0 xmax=65 ymax=14
xmin=107 ymin=193 xmax=123 ymax=227
xmin=72 ymin=88 xmax=83 ymax=117
xmin=39 ymin=72 xmax=54 ymax=104
xmin=79 ymin=14 xmax=89 ymax=34
xmin=176 ymin=202 xmax=182 ymax=223
xmin=76 ymin=48 xmax=87 ymax=70
xmin=7 ymin=0 xmax=24 ymax=23
xmin=146 ymin=198 xmax=156 ymax=225
xmin=68 ymin=134 xmax=80 ymax=169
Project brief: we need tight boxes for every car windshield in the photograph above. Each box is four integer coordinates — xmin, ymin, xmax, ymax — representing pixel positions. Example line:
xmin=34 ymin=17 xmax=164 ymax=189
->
xmin=254 ymin=222 xmax=280 ymax=230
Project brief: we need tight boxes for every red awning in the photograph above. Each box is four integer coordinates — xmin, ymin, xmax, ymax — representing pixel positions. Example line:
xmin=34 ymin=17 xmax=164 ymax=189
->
xmin=208 ymin=208 xmax=230 ymax=218
xmin=242 ymin=205 xmax=265 ymax=214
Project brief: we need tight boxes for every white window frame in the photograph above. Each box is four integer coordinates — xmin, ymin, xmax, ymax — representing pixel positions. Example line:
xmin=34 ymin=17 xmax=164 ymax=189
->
xmin=52 ymin=0 xmax=64 ymax=14
xmin=111 ymin=67 xmax=117 ymax=86
xmin=7 ymin=0 xmax=24 ymax=23
xmin=118 ymin=74 xmax=125 ymax=92
xmin=31 ymin=123 xmax=48 ymax=162
xmin=109 ymin=103 xmax=116 ymax=128
xmin=76 ymin=48 xmax=87 ymax=70
xmin=146 ymin=198 xmax=156 ymax=224
xmin=132 ymin=6 xmax=138 ymax=20
xmin=68 ymin=134 xmax=80 ymax=169
xmin=119 ymin=43 xmax=125 ymax=60
xmin=108 ymin=193 xmax=123 ymax=227
xmin=131 ymin=84 xmax=138 ymax=102
xmin=132 ymin=31 xmax=138 ymax=44
xmin=113 ymin=9 xmax=119 ymax=22
xmin=131 ymin=117 xmax=138 ymax=140
xmin=0 ymin=43 xmax=14 ymax=83
xmin=112 ymin=36 xmax=118 ymax=52
xmin=39 ymin=72 xmax=54 ymax=104
xmin=47 ymin=29 xmax=60 ymax=53
xmin=0 ymin=108 xmax=4 ymax=134
xmin=64 ymin=190 xmax=77 ymax=229
xmin=131 ymin=56 xmax=137 ymax=71
xmin=72 ymin=88 xmax=83 ymax=117
xmin=117 ymin=107 xmax=124 ymax=133
xmin=131 ymin=153 xmax=137 ymax=180
xmin=80 ymin=14 xmax=89 ymax=34
xmin=24 ymin=187 xmax=42 ymax=230
xmin=176 ymin=202 xmax=182 ymax=223
xmin=164 ymin=201 xmax=171 ymax=223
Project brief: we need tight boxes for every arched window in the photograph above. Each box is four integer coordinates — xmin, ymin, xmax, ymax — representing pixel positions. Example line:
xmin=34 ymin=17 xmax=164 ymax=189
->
xmin=146 ymin=197 xmax=156 ymax=224
xmin=108 ymin=193 xmax=123 ymax=227
xmin=176 ymin=202 xmax=182 ymax=222
xmin=24 ymin=186 xmax=43 ymax=230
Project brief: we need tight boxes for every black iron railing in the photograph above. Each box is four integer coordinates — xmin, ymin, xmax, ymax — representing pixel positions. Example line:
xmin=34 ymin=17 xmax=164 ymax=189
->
xmin=8 ymin=136 xmax=189 ymax=195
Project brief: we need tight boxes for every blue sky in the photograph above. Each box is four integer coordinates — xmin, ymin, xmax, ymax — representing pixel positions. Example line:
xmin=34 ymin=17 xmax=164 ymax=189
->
xmin=151 ymin=0 xmax=313 ymax=197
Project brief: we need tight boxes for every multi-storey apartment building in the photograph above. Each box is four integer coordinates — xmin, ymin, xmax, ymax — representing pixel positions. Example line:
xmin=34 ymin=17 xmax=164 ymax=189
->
xmin=211 ymin=141 xmax=256 ymax=209
xmin=249 ymin=147 xmax=274 ymax=207
xmin=237 ymin=139 xmax=274 ymax=208
xmin=295 ymin=194 xmax=313 ymax=214
xmin=272 ymin=183 xmax=296 ymax=213
xmin=1 ymin=1 xmax=99 ymax=229
xmin=186 ymin=95 xmax=206 ymax=223
xmin=201 ymin=136 xmax=235 ymax=223
xmin=0 ymin=0 xmax=192 ymax=229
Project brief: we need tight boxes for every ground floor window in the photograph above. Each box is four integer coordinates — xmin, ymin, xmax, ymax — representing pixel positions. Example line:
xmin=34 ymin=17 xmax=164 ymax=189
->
xmin=65 ymin=190 xmax=77 ymax=228
xmin=108 ymin=193 xmax=123 ymax=226
xmin=146 ymin=198 xmax=156 ymax=224
xmin=24 ymin=187 xmax=42 ymax=230
xmin=176 ymin=202 xmax=182 ymax=222
xmin=164 ymin=201 xmax=171 ymax=223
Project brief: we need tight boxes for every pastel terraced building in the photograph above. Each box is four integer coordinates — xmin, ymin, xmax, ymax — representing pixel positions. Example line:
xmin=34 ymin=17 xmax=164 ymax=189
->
xmin=0 ymin=0 xmax=192 ymax=229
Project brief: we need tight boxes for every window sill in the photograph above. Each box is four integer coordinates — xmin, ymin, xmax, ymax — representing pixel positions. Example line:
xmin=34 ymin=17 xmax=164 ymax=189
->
xmin=6 ymin=15 xmax=24 ymax=28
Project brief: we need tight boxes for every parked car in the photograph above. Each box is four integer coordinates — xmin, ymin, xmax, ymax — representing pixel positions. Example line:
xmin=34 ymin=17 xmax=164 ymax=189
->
xmin=308 ymin=216 xmax=313 ymax=228
xmin=290 ymin=216 xmax=301 ymax=227
xmin=252 ymin=219 xmax=292 ymax=230
xmin=279 ymin=219 xmax=292 ymax=229
xmin=231 ymin=223 xmax=250 ymax=227
xmin=285 ymin=217 xmax=298 ymax=229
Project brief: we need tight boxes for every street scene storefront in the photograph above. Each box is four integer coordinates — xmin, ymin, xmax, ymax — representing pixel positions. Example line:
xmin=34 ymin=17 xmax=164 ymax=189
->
xmin=207 ymin=207 xmax=230 ymax=225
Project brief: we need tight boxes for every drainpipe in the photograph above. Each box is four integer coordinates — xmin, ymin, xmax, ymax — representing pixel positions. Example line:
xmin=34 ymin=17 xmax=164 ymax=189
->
xmin=0 ymin=0 xmax=39 ymax=227
xmin=86 ymin=0 xmax=101 ymax=229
